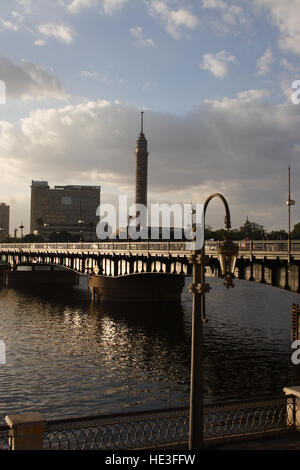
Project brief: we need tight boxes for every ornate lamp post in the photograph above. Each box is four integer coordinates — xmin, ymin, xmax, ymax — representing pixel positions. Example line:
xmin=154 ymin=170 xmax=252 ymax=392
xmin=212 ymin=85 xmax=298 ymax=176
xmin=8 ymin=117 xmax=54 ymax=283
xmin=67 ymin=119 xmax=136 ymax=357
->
xmin=188 ymin=193 xmax=238 ymax=450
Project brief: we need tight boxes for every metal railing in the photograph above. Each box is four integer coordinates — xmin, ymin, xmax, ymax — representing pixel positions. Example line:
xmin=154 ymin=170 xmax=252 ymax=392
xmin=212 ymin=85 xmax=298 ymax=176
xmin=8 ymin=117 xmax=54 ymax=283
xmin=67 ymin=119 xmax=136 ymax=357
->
xmin=0 ymin=425 xmax=11 ymax=450
xmin=41 ymin=395 xmax=295 ymax=450
xmin=0 ymin=240 xmax=300 ymax=255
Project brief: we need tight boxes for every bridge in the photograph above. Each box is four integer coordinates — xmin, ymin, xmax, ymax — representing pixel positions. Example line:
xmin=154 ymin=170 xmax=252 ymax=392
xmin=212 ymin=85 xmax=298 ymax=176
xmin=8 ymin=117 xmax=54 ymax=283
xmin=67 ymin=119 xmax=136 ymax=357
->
xmin=0 ymin=240 xmax=299 ymax=298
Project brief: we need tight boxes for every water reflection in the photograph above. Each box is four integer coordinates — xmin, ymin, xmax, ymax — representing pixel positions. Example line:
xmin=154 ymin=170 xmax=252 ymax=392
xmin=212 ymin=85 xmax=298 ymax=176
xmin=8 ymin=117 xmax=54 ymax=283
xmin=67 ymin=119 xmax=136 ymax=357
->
xmin=0 ymin=277 xmax=299 ymax=420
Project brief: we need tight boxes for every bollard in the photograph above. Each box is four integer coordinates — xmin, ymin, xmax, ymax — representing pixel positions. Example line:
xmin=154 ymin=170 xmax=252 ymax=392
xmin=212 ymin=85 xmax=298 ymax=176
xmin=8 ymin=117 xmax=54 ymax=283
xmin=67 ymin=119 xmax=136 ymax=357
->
xmin=5 ymin=412 xmax=47 ymax=450
xmin=283 ymin=386 xmax=300 ymax=430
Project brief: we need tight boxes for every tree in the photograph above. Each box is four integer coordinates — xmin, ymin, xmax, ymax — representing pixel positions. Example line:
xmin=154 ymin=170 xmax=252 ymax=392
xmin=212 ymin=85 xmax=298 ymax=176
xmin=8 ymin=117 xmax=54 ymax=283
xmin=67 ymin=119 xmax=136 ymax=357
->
xmin=240 ymin=218 xmax=266 ymax=240
xmin=23 ymin=234 xmax=44 ymax=243
xmin=292 ymin=223 xmax=300 ymax=240
xmin=267 ymin=230 xmax=288 ymax=240
xmin=49 ymin=231 xmax=73 ymax=242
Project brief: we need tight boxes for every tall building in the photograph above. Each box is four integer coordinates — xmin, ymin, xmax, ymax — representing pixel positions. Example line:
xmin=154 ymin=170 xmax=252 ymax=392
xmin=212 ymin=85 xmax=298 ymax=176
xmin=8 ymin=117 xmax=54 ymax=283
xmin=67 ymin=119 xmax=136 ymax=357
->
xmin=0 ymin=203 xmax=9 ymax=241
xmin=30 ymin=181 xmax=100 ymax=240
xmin=135 ymin=111 xmax=149 ymax=207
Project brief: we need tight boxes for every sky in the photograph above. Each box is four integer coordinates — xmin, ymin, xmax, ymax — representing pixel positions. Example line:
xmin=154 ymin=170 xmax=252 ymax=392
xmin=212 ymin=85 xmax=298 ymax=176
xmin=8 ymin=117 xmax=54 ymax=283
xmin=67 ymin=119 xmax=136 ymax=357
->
xmin=0 ymin=0 xmax=300 ymax=234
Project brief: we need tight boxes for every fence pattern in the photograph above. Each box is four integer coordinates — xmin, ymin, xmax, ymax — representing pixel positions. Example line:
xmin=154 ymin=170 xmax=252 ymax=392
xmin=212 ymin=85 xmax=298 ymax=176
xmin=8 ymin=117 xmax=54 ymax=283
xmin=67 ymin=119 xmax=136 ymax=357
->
xmin=41 ymin=395 xmax=295 ymax=450
xmin=0 ymin=396 xmax=295 ymax=450
xmin=0 ymin=425 xmax=10 ymax=450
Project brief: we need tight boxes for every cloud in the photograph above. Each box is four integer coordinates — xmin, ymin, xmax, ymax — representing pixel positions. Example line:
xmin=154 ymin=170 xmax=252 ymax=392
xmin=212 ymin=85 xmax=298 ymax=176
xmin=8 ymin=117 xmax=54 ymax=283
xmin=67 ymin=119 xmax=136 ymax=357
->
xmin=67 ymin=0 xmax=98 ymax=14
xmin=0 ymin=19 xmax=19 ymax=31
xmin=38 ymin=23 xmax=74 ymax=45
xmin=205 ymin=89 xmax=271 ymax=108
xmin=1 ymin=97 xmax=300 ymax=232
xmin=201 ymin=0 xmax=247 ymax=33
xmin=34 ymin=39 xmax=46 ymax=46
xmin=102 ymin=0 xmax=128 ymax=15
xmin=200 ymin=50 xmax=236 ymax=78
xmin=80 ymin=70 xmax=112 ymax=84
xmin=66 ymin=0 xmax=128 ymax=15
xmin=0 ymin=55 xmax=66 ymax=100
xmin=130 ymin=26 xmax=154 ymax=47
xmin=80 ymin=70 xmax=99 ymax=79
xmin=202 ymin=0 xmax=226 ymax=8
xmin=257 ymin=46 xmax=273 ymax=75
xmin=16 ymin=0 xmax=32 ymax=13
xmin=148 ymin=1 xmax=198 ymax=39
xmin=236 ymin=89 xmax=271 ymax=102
xmin=255 ymin=0 xmax=300 ymax=55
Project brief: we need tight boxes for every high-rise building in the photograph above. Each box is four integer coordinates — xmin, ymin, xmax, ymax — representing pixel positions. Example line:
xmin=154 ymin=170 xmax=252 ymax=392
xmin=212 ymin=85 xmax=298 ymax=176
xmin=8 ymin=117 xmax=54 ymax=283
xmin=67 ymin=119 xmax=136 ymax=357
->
xmin=135 ymin=111 xmax=149 ymax=208
xmin=0 ymin=203 xmax=9 ymax=241
xmin=30 ymin=181 xmax=100 ymax=240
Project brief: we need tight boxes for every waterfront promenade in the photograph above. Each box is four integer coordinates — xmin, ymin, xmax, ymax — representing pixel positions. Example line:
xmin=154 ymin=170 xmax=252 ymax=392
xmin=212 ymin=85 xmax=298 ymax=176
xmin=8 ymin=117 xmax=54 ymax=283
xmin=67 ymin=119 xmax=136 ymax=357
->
xmin=1 ymin=389 xmax=300 ymax=450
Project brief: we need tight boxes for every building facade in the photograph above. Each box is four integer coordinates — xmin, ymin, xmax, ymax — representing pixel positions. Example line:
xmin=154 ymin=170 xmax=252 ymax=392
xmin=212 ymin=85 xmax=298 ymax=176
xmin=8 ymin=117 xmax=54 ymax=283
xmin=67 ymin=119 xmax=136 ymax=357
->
xmin=30 ymin=181 xmax=101 ymax=240
xmin=0 ymin=203 xmax=9 ymax=241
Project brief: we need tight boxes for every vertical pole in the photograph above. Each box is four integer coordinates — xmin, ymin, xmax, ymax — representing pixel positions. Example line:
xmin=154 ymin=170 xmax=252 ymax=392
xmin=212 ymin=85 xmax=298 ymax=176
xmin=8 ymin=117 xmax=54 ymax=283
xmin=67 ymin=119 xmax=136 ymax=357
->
xmin=288 ymin=165 xmax=291 ymax=265
xmin=189 ymin=247 xmax=204 ymax=450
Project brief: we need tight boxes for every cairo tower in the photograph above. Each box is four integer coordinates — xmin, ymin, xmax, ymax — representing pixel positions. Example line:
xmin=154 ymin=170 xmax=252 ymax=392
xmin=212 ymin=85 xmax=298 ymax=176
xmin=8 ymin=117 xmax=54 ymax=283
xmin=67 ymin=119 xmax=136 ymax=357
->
xmin=135 ymin=111 xmax=149 ymax=208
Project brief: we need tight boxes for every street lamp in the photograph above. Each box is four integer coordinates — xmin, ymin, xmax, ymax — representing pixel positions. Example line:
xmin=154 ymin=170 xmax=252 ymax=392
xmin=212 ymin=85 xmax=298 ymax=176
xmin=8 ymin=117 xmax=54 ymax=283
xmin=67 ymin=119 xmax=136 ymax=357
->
xmin=43 ymin=222 xmax=49 ymax=241
xmin=19 ymin=223 xmax=24 ymax=240
xmin=78 ymin=219 xmax=84 ymax=242
xmin=188 ymin=193 xmax=238 ymax=450
xmin=286 ymin=165 xmax=295 ymax=264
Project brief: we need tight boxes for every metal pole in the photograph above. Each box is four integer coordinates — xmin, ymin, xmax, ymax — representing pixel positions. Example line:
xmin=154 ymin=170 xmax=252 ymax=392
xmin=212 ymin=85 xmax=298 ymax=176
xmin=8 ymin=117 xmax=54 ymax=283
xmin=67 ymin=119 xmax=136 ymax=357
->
xmin=189 ymin=248 xmax=204 ymax=450
xmin=188 ymin=193 xmax=232 ymax=450
xmin=286 ymin=166 xmax=295 ymax=264
xmin=288 ymin=166 xmax=291 ymax=264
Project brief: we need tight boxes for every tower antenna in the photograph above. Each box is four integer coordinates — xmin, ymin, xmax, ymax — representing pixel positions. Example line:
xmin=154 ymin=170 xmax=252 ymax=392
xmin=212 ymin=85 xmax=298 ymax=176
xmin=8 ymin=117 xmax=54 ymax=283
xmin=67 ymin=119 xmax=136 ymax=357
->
xmin=141 ymin=110 xmax=144 ymax=134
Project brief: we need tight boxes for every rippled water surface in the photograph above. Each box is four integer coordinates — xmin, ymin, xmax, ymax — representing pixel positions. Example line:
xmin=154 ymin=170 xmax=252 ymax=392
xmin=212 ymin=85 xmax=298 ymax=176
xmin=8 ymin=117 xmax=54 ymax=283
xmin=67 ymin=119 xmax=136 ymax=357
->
xmin=0 ymin=277 xmax=300 ymax=420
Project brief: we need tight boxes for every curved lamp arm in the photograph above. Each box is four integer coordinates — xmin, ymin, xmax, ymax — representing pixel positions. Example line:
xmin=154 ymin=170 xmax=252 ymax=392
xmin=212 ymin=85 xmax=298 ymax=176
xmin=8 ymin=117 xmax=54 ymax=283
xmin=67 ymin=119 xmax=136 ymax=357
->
xmin=203 ymin=193 xmax=231 ymax=231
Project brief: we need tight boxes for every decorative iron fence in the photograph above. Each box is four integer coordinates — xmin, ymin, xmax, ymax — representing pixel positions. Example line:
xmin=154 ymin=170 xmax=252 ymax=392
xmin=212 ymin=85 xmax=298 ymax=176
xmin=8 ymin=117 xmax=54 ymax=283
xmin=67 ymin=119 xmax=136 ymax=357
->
xmin=0 ymin=395 xmax=295 ymax=450
xmin=0 ymin=425 xmax=10 ymax=450
xmin=41 ymin=395 xmax=295 ymax=450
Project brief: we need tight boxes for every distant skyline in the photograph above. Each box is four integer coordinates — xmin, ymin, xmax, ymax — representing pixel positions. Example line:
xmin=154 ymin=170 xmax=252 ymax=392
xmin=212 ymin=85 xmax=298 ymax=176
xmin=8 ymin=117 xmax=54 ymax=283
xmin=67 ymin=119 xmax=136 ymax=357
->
xmin=0 ymin=0 xmax=299 ymax=234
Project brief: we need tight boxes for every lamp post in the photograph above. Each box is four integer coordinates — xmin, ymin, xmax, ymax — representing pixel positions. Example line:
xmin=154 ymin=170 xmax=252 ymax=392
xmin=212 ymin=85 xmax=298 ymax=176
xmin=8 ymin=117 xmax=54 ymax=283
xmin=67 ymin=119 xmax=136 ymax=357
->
xmin=43 ymin=222 xmax=49 ymax=242
xmin=19 ymin=223 xmax=24 ymax=240
xmin=188 ymin=193 xmax=238 ymax=450
xmin=78 ymin=219 xmax=84 ymax=242
xmin=286 ymin=166 xmax=295 ymax=264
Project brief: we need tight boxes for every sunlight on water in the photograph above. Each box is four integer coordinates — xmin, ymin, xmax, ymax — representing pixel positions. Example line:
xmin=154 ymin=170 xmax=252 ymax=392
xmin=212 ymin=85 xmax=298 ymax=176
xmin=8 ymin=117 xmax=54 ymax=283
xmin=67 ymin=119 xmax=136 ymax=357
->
xmin=0 ymin=277 xmax=299 ymax=419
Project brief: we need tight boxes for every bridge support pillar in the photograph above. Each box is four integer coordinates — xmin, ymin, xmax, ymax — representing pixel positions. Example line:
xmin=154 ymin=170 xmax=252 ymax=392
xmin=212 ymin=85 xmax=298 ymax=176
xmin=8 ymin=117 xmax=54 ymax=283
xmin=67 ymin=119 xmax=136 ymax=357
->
xmin=249 ymin=263 xmax=254 ymax=282
xmin=260 ymin=262 xmax=266 ymax=284
xmin=114 ymin=259 xmax=119 ymax=277
xmin=165 ymin=259 xmax=171 ymax=274
xmin=284 ymin=263 xmax=290 ymax=291
xmin=271 ymin=265 xmax=277 ymax=287
xmin=237 ymin=263 xmax=244 ymax=280
xmin=81 ymin=256 xmax=86 ymax=274
xmin=88 ymin=273 xmax=185 ymax=303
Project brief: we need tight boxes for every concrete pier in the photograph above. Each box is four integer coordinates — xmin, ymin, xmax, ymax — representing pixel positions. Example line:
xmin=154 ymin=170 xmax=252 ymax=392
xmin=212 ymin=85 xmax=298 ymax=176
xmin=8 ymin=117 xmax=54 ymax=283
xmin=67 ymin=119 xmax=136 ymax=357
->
xmin=5 ymin=263 xmax=79 ymax=286
xmin=88 ymin=273 xmax=185 ymax=302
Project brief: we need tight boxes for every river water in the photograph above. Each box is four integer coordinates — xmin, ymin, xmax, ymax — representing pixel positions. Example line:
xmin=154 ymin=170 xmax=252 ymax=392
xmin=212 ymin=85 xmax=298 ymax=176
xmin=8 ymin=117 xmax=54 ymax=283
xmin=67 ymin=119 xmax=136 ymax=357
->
xmin=0 ymin=277 xmax=300 ymax=420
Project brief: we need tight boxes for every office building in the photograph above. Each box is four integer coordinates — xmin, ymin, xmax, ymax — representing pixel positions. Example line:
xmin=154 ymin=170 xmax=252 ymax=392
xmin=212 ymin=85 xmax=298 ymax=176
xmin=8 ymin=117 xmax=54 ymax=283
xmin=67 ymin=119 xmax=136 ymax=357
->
xmin=30 ymin=181 xmax=101 ymax=240
xmin=0 ymin=203 xmax=9 ymax=241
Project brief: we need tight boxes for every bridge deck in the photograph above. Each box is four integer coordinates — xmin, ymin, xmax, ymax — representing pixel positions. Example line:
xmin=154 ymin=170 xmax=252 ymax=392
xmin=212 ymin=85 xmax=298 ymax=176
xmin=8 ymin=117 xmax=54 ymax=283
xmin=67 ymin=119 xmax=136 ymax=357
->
xmin=0 ymin=241 xmax=299 ymax=260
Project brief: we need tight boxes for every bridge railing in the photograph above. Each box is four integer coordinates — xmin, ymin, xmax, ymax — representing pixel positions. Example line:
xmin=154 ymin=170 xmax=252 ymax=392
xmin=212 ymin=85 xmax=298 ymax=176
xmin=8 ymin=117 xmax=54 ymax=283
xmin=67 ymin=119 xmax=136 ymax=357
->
xmin=0 ymin=241 xmax=299 ymax=254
